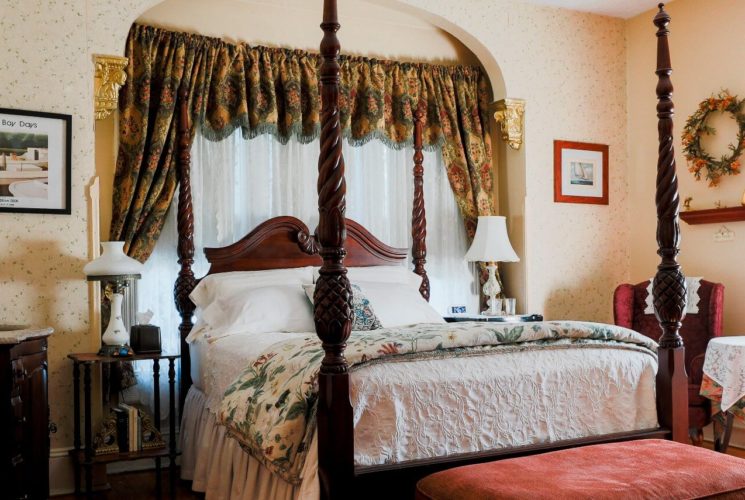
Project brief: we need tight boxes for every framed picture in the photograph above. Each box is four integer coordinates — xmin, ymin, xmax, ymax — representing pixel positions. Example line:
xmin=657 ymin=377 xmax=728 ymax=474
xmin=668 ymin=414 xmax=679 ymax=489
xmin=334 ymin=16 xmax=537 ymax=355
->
xmin=553 ymin=140 xmax=609 ymax=205
xmin=0 ymin=108 xmax=71 ymax=214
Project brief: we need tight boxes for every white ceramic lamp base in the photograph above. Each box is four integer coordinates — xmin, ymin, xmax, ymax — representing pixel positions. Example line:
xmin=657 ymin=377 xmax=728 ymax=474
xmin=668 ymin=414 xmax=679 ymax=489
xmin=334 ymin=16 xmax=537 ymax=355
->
xmin=102 ymin=292 xmax=129 ymax=346
xmin=464 ymin=216 xmax=519 ymax=316
xmin=481 ymin=263 xmax=502 ymax=316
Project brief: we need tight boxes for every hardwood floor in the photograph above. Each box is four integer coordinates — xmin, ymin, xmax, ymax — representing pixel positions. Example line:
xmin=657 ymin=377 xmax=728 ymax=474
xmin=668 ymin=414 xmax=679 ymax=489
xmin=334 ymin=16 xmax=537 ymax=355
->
xmin=54 ymin=469 xmax=203 ymax=499
xmin=704 ymin=441 xmax=745 ymax=459
xmin=53 ymin=444 xmax=745 ymax=499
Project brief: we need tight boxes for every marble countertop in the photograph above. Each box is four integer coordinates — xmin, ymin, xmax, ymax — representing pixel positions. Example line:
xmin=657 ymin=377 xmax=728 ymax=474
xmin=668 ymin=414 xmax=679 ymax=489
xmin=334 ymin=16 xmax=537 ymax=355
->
xmin=0 ymin=325 xmax=53 ymax=344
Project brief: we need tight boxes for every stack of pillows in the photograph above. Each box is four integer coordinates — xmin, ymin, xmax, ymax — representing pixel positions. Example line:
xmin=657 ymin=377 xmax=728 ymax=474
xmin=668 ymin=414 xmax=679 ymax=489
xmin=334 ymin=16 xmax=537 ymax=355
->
xmin=186 ymin=266 xmax=444 ymax=343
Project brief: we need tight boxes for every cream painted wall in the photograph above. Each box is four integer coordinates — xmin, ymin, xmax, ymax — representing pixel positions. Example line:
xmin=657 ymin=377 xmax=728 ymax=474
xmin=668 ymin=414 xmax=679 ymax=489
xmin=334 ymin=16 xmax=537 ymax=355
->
xmin=526 ymin=12 xmax=628 ymax=320
xmin=0 ymin=1 xmax=631 ymax=486
xmin=627 ymin=0 xmax=745 ymax=335
xmin=139 ymin=0 xmax=481 ymax=65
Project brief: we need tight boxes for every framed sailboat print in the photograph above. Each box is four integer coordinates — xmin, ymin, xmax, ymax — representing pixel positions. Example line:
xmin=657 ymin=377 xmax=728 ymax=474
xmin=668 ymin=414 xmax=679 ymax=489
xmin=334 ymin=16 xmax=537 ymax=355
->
xmin=553 ymin=140 xmax=608 ymax=205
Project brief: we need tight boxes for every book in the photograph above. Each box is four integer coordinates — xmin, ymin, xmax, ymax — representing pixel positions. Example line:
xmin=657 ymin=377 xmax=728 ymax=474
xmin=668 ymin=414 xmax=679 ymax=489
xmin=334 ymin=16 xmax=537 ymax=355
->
xmin=112 ymin=407 xmax=128 ymax=453
xmin=131 ymin=406 xmax=137 ymax=452
xmin=118 ymin=403 xmax=139 ymax=452
xmin=136 ymin=412 xmax=142 ymax=451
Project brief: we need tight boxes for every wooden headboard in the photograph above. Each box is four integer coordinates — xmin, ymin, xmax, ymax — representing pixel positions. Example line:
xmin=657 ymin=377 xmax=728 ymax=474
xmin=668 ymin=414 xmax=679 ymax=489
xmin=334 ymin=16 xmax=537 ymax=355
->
xmin=173 ymin=82 xmax=429 ymax=412
xmin=203 ymin=216 xmax=408 ymax=275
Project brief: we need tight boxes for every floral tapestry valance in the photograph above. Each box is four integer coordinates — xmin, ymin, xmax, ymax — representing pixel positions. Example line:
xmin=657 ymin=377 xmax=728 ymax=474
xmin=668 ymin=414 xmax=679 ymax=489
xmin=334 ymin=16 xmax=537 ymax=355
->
xmin=125 ymin=23 xmax=490 ymax=149
xmin=112 ymin=23 xmax=495 ymax=269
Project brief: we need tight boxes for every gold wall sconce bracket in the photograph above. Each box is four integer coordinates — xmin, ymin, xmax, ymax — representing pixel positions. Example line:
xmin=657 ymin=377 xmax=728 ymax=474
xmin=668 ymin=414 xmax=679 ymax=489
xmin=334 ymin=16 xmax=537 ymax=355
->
xmin=493 ymin=98 xmax=525 ymax=150
xmin=94 ymin=55 xmax=129 ymax=121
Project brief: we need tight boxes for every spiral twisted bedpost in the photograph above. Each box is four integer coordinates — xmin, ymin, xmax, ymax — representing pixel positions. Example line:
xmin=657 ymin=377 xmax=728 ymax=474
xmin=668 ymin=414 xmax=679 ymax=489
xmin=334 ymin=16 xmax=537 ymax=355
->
xmin=652 ymin=4 xmax=688 ymax=444
xmin=174 ymin=84 xmax=196 ymax=418
xmin=412 ymin=102 xmax=430 ymax=301
xmin=315 ymin=1 xmax=354 ymax=498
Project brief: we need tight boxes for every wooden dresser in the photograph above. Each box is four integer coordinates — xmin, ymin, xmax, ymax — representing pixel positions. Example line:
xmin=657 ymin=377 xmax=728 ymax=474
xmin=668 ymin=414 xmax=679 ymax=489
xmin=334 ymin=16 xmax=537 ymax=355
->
xmin=0 ymin=326 xmax=53 ymax=500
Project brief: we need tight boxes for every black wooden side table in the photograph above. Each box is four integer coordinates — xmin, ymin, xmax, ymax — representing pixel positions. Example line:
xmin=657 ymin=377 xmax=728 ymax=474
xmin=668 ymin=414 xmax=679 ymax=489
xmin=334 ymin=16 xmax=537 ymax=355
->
xmin=68 ymin=352 xmax=180 ymax=499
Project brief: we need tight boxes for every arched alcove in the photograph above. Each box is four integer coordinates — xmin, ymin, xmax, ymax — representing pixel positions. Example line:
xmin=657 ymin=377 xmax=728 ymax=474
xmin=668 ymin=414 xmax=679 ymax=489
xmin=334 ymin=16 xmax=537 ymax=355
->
xmin=101 ymin=0 xmax=516 ymax=229
xmin=97 ymin=0 xmax=525 ymax=308
xmin=113 ymin=0 xmax=507 ymax=97
xmin=363 ymin=0 xmax=506 ymax=99
xmin=134 ymin=0 xmax=507 ymax=104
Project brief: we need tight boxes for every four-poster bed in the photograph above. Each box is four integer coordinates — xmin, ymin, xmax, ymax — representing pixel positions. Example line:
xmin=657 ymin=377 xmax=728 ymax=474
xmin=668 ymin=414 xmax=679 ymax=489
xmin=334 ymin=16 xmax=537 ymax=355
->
xmin=173 ymin=2 xmax=688 ymax=499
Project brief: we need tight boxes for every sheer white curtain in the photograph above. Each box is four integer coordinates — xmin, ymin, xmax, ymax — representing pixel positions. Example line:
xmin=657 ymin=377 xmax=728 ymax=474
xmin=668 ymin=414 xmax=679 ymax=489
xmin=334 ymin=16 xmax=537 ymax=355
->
xmin=126 ymin=131 xmax=478 ymax=415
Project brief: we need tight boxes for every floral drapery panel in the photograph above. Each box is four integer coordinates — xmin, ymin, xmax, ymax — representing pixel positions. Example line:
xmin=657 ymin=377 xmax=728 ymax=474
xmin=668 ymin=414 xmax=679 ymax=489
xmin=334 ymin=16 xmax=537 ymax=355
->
xmin=111 ymin=23 xmax=496 ymax=263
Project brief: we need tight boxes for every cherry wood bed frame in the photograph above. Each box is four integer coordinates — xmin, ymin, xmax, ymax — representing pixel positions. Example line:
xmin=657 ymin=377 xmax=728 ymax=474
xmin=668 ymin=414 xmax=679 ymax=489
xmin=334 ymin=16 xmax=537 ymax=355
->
xmin=172 ymin=3 xmax=688 ymax=498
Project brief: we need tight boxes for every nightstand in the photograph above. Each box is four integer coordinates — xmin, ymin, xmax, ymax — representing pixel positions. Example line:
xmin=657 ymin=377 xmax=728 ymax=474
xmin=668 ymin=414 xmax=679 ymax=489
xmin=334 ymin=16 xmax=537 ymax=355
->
xmin=444 ymin=313 xmax=544 ymax=323
xmin=68 ymin=352 xmax=180 ymax=499
xmin=0 ymin=326 xmax=53 ymax=500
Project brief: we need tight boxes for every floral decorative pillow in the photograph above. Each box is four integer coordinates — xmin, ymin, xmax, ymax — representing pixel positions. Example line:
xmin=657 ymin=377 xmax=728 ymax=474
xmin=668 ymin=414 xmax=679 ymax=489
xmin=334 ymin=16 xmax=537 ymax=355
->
xmin=302 ymin=284 xmax=382 ymax=331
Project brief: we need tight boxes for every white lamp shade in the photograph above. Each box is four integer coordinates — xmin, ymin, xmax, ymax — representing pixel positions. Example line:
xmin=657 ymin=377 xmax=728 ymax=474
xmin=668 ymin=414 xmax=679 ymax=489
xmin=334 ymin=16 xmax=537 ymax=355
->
xmin=464 ymin=216 xmax=519 ymax=263
xmin=84 ymin=241 xmax=144 ymax=276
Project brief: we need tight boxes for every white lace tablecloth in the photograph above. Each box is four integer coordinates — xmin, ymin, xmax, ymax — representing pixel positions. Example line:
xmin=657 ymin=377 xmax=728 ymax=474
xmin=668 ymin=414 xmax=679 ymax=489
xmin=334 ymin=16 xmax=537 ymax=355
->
xmin=703 ymin=336 xmax=745 ymax=412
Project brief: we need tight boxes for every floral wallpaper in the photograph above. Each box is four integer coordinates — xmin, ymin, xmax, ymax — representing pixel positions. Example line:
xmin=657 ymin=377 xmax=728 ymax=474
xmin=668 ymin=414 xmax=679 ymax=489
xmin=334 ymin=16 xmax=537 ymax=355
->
xmin=0 ymin=0 xmax=98 ymax=455
xmin=0 ymin=0 xmax=629 ymax=478
xmin=394 ymin=0 xmax=630 ymax=322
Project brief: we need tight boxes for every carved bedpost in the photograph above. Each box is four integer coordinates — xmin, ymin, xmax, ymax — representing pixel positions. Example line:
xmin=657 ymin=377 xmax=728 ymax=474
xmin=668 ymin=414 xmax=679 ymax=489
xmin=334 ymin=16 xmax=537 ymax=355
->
xmin=412 ymin=102 xmax=430 ymax=301
xmin=315 ymin=1 xmax=354 ymax=498
xmin=174 ymin=84 xmax=196 ymax=418
xmin=652 ymin=4 xmax=688 ymax=443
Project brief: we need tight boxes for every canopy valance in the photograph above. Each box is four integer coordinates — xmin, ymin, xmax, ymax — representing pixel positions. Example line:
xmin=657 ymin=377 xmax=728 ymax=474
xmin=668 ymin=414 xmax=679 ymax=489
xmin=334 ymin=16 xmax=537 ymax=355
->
xmin=111 ymin=23 xmax=495 ymax=264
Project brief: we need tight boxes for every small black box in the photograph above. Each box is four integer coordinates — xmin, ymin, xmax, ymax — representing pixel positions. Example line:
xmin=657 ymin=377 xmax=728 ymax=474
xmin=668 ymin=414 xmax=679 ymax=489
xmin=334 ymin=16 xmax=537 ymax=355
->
xmin=130 ymin=324 xmax=162 ymax=354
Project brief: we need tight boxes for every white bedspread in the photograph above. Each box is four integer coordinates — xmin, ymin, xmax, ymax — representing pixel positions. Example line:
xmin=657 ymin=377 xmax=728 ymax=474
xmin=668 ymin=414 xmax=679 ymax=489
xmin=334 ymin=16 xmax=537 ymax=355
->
xmin=191 ymin=328 xmax=658 ymax=469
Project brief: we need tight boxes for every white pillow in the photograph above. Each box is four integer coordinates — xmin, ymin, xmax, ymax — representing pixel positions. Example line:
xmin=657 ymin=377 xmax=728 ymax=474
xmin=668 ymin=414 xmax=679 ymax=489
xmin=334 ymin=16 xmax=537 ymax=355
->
xmin=355 ymin=281 xmax=444 ymax=328
xmin=303 ymin=283 xmax=383 ymax=331
xmin=185 ymin=316 xmax=211 ymax=344
xmin=197 ymin=285 xmax=315 ymax=340
xmin=189 ymin=267 xmax=314 ymax=309
xmin=312 ymin=265 xmax=423 ymax=290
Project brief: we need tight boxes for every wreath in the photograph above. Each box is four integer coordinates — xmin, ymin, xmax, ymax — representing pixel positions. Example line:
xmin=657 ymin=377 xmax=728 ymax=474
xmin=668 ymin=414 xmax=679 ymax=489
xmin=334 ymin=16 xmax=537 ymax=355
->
xmin=682 ymin=90 xmax=745 ymax=186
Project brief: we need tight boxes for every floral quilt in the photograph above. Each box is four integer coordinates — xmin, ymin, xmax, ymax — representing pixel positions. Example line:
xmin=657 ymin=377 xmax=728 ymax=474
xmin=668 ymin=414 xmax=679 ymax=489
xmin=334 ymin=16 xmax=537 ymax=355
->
xmin=218 ymin=321 xmax=657 ymax=484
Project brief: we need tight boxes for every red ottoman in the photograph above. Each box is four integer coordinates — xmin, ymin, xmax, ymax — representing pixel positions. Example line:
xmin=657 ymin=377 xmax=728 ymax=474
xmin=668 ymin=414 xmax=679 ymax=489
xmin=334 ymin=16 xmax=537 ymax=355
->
xmin=416 ymin=440 xmax=745 ymax=499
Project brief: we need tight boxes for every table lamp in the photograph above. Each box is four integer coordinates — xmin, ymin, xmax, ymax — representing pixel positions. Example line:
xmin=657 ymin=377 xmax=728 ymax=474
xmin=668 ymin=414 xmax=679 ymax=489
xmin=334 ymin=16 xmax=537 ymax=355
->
xmin=464 ymin=216 xmax=520 ymax=315
xmin=84 ymin=241 xmax=143 ymax=356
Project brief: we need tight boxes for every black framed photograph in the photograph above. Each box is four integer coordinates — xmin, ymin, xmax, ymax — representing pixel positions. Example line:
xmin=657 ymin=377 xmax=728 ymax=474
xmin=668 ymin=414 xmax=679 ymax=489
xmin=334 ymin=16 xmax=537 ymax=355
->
xmin=0 ymin=108 xmax=71 ymax=214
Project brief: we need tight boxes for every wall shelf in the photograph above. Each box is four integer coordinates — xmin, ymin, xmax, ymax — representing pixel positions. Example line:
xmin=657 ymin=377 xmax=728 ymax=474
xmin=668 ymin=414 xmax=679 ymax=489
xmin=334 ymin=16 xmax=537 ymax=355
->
xmin=679 ymin=206 xmax=745 ymax=225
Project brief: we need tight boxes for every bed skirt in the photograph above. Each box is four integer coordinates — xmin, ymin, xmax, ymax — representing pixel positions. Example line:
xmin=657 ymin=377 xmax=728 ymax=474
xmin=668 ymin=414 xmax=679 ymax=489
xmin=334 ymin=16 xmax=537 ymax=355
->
xmin=180 ymin=387 xmax=320 ymax=500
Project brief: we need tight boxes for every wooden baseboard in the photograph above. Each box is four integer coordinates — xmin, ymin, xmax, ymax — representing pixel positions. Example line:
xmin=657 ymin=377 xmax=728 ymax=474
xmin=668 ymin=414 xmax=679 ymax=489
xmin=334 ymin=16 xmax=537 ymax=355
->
xmin=50 ymin=449 xmax=108 ymax=496
xmin=703 ymin=420 xmax=745 ymax=450
xmin=50 ymin=448 xmax=75 ymax=496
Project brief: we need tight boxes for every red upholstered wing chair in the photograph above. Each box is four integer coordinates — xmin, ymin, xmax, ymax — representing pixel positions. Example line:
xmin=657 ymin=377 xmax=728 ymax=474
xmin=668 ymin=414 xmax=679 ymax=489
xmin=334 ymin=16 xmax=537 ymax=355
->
xmin=613 ymin=279 xmax=724 ymax=445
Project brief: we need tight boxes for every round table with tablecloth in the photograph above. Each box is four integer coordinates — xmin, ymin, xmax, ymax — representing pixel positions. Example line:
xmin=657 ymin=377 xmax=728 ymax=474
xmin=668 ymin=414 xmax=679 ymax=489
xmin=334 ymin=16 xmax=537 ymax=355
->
xmin=701 ymin=336 xmax=745 ymax=452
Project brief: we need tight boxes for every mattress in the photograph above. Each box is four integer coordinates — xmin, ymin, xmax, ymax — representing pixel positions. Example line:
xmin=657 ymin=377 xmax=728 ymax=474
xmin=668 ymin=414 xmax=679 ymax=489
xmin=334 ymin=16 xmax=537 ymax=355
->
xmin=191 ymin=328 xmax=658 ymax=467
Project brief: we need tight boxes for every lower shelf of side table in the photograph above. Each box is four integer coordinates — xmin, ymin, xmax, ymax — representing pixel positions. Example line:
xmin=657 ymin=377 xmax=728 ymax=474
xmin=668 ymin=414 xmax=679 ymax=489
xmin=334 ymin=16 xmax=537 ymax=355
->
xmin=69 ymin=447 xmax=179 ymax=464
